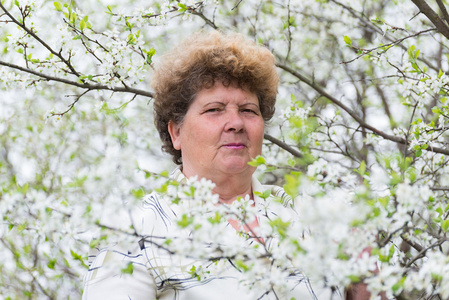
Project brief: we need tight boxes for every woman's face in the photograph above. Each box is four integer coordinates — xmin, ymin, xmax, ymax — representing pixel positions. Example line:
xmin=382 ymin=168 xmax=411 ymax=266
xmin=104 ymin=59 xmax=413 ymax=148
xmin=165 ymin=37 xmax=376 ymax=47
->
xmin=168 ymin=81 xmax=264 ymax=180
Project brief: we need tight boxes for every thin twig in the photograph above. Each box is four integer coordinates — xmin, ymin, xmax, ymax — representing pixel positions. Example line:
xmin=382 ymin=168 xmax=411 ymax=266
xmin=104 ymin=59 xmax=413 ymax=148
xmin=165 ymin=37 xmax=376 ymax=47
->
xmin=51 ymin=90 xmax=90 ymax=117
xmin=284 ymin=0 xmax=293 ymax=63
xmin=404 ymin=103 xmax=418 ymax=162
xmin=232 ymin=0 xmax=244 ymax=11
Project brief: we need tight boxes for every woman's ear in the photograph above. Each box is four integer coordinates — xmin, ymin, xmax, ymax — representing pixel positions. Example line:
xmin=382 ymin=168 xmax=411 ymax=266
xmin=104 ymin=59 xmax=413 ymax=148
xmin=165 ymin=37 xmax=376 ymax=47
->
xmin=168 ymin=121 xmax=182 ymax=150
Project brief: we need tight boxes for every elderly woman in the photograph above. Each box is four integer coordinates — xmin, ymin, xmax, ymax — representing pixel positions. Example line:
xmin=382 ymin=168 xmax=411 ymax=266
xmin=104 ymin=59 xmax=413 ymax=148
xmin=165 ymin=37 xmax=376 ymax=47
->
xmin=82 ymin=31 xmax=354 ymax=299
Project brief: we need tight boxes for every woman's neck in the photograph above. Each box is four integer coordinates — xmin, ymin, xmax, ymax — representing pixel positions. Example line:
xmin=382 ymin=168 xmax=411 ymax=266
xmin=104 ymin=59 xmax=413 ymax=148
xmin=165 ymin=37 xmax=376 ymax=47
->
xmin=214 ymin=180 xmax=253 ymax=204
xmin=181 ymin=167 xmax=254 ymax=204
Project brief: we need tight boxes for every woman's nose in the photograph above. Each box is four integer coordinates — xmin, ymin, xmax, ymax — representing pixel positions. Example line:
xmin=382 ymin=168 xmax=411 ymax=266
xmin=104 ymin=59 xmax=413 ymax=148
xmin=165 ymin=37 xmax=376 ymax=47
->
xmin=224 ymin=110 xmax=244 ymax=132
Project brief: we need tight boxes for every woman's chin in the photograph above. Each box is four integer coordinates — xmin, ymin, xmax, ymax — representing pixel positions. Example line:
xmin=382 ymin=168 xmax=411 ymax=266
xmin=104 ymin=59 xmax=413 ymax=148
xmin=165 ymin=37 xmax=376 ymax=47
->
xmin=218 ymin=160 xmax=254 ymax=175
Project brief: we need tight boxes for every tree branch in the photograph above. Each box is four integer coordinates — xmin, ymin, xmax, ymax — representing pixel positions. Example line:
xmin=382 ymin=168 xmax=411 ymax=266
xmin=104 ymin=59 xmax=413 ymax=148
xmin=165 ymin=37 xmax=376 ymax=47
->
xmin=430 ymin=186 xmax=449 ymax=191
xmin=51 ymin=90 xmax=90 ymax=117
xmin=264 ymin=134 xmax=303 ymax=158
xmin=0 ymin=2 xmax=81 ymax=78
xmin=276 ymin=63 xmax=449 ymax=156
xmin=191 ymin=10 xmax=218 ymax=29
xmin=435 ymin=0 xmax=449 ymax=25
xmin=0 ymin=60 xmax=154 ymax=98
xmin=232 ymin=0 xmax=244 ymax=11
xmin=410 ymin=0 xmax=449 ymax=40
xmin=404 ymin=238 xmax=446 ymax=268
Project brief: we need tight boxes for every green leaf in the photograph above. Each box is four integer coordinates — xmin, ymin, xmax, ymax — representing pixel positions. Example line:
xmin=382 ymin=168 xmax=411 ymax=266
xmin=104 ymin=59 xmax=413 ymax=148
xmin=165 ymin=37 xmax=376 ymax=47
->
xmin=378 ymin=196 xmax=389 ymax=208
xmin=254 ymin=189 xmax=271 ymax=199
xmin=54 ymin=2 xmax=62 ymax=11
xmin=347 ymin=275 xmax=361 ymax=283
xmin=354 ymin=161 xmax=366 ymax=176
xmin=145 ymin=47 xmax=156 ymax=64
xmin=70 ymin=249 xmax=88 ymax=268
xmin=80 ymin=19 xmax=86 ymax=31
xmin=121 ymin=262 xmax=134 ymax=274
xmin=177 ymin=214 xmax=193 ymax=228
xmin=343 ymin=35 xmax=351 ymax=45
xmin=234 ymin=259 xmax=249 ymax=272
xmin=337 ymin=243 xmax=350 ymax=260
xmin=262 ymin=189 xmax=271 ymax=199
xmin=269 ymin=217 xmax=291 ymax=239
xmin=432 ymin=106 xmax=441 ymax=114
xmin=415 ymin=149 xmax=422 ymax=157
xmin=248 ymin=155 xmax=266 ymax=167
xmin=70 ymin=12 xmax=77 ymax=24
xmin=47 ymin=259 xmax=56 ymax=270
xmin=178 ymin=3 xmax=188 ymax=12
xmin=378 ymin=244 xmax=395 ymax=262
xmin=89 ymin=238 xmax=101 ymax=249
xmin=407 ymin=45 xmax=415 ymax=57
xmin=283 ymin=172 xmax=301 ymax=198
xmin=131 ymin=188 xmax=145 ymax=199
xmin=207 ymin=212 xmax=222 ymax=224
xmin=148 ymin=48 xmax=156 ymax=56
xmin=392 ymin=276 xmax=405 ymax=293
xmin=442 ymin=220 xmax=449 ymax=232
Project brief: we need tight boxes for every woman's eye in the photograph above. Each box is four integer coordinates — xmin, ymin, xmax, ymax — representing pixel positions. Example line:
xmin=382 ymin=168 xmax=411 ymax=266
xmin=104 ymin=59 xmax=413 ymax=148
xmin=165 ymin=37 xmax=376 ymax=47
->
xmin=242 ymin=108 xmax=257 ymax=114
xmin=205 ymin=108 xmax=220 ymax=113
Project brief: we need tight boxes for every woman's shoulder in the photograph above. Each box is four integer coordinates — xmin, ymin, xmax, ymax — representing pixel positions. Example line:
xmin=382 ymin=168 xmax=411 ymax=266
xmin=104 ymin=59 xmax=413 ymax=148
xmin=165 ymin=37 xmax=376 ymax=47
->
xmin=131 ymin=191 xmax=177 ymax=236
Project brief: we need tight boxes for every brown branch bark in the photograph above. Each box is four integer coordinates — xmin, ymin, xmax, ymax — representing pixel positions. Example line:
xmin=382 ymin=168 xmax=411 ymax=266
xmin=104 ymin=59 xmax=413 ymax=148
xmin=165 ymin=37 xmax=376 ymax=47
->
xmin=191 ymin=10 xmax=218 ymax=29
xmin=264 ymin=134 xmax=303 ymax=158
xmin=410 ymin=0 xmax=449 ymax=40
xmin=435 ymin=0 xmax=449 ymax=25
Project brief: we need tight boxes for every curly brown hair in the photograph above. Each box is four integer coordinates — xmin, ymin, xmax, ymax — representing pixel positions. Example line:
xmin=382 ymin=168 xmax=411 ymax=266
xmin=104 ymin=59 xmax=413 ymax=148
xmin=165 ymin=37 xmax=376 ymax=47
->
xmin=151 ymin=30 xmax=279 ymax=165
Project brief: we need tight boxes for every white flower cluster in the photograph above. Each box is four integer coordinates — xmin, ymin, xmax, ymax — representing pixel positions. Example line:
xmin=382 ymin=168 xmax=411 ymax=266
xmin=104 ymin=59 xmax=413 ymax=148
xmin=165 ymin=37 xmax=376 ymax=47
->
xmin=401 ymin=74 xmax=449 ymax=107
xmin=282 ymin=103 xmax=312 ymax=121
xmin=403 ymin=251 xmax=449 ymax=298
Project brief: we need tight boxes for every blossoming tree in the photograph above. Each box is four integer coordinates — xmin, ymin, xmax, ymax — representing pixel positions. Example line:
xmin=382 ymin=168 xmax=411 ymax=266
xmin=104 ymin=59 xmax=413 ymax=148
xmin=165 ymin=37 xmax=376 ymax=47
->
xmin=1 ymin=0 xmax=449 ymax=298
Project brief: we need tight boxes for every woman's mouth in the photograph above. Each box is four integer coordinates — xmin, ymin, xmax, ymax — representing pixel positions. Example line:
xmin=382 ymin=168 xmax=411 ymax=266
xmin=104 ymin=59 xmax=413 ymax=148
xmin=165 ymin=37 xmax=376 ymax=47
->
xmin=223 ymin=143 xmax=245 ymax=149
